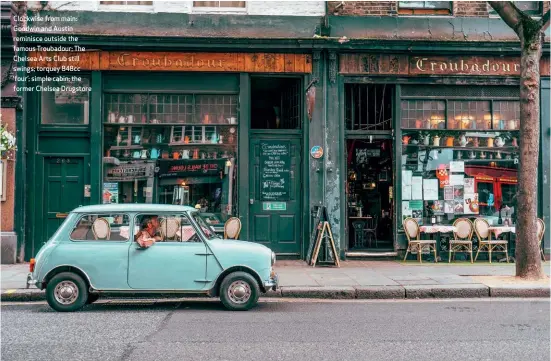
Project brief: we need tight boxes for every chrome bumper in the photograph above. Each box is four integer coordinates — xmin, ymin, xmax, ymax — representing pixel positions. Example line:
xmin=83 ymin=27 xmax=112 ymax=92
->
xmin=264 ymin=273 xmax=278 ymax=291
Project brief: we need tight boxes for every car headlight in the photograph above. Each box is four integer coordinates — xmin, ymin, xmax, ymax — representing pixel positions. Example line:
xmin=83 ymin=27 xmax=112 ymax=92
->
xmin=271 ymin=251 xmax=276 ymax=266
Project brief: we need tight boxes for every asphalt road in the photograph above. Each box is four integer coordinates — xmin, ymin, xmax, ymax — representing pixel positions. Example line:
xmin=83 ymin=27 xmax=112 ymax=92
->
xmin=1 ymin=298 xmax=549 ymax=361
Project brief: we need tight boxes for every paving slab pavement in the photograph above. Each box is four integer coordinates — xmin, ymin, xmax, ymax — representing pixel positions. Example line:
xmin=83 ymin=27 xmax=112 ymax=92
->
xmin=2 ymin=261 xmax=549 ymax=302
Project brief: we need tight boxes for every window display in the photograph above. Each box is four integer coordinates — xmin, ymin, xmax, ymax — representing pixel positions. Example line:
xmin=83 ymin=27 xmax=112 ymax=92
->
xmin=400 ymin=96 xmax=520 ymax=227
xmin=102 ymin=92 xmax=238 ymax=220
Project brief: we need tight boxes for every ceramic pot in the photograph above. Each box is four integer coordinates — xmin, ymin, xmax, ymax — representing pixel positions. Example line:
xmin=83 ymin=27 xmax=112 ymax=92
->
xmin=512 ymin=137 xmax=518 ymax=147
xmin=172 ymin=151 xmax=180 ymax=159
xmin=402 ymin=136 xmax=411 ymax=145
xmin=423 ymin=135 xmax=430 ymax=146
xmin=459 ymin=135 xmax=468 ymax=147
xmin=495 ymin=136 xmax=505 ymax=147
xmin=446 ymin=136 xmax=454 ymax=147
xmin=433 ymin=136 xmax=441 ymax=147
xmin=473 ymin=137 xmax=480 ymax=147
xmin=415 ymin=120 xmax=423 ymax=129
xmin=487 ymin=138 xmax=494 ymax=147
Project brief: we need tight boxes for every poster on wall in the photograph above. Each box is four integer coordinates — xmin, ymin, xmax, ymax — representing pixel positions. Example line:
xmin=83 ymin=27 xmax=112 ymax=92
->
xmin=436 ymin=167 xmax=449 ymax=188
xmin=411 ymin=176 xmax=423 ymax=200
xmin=410 ymin=200 xmax=424 ymax=225
xmin=423 ymin=179 xmax=439 ymax=200
xmin=103 ymin=182 xmax=119 ymax=204
xmin=464 ymin=178 xmax=475 ymax=194
xmin=444 ymin=201 xmax=454 ymax=214
xmin=430 ymin=200 xmax=445 ymax=215
xmin=453 ymin=185 xmax=465 ymax=214
xmin=444 ymin=186 xmax=454 ymax=201
xmin=450 ymin=161 xmax=465 ymax=173
xmin=402 ymin=201 xmax=412 ymax=220
xmin=464 ymin=193 xmax=480 ymax=214
xmin=450 ymin=174 xmax=465 ymax=186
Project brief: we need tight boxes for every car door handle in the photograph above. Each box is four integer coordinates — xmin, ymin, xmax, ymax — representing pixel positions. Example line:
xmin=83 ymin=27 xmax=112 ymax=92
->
xmin=135 ymin=247 xmax=147 ymax=250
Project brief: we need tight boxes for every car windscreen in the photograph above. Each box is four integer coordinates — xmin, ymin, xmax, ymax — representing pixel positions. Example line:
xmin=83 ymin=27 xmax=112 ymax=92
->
xmin=191 ymin=212 xmax=220 ymax=240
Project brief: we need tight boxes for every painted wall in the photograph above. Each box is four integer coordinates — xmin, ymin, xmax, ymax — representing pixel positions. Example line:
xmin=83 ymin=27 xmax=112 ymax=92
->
xmin=0 ymin=108 xmax=15 ymax=232
xmin=39 ymin=1 xmax=325 ymax=16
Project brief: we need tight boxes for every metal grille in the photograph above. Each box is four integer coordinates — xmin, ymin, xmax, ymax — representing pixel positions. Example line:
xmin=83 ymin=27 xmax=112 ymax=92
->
xmin=345 ymin=84 xmax=393 ymax=131
xmin=401 ymin=85 xmax=520 ymax=98
xmin=195 ymin=95 xmax=238 ymax=124
xmin=281 ymin=81 xmax=301 ymax=129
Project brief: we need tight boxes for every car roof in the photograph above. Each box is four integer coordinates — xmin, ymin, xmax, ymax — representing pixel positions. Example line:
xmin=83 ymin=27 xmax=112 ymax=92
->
xmin=72 ymin=204 xmax=197 ymax=213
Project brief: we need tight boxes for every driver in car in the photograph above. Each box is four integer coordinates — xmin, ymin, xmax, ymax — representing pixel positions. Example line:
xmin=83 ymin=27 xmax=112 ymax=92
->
xmin=135 ymin=216 xmax=162 ymax=247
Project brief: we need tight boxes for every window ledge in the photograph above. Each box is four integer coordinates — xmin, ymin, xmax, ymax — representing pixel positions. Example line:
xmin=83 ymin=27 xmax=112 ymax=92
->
xmin=192 ymin=7 xmax=247 ymax=14
xmin=97 ymin=5 xmax=155 ymax=12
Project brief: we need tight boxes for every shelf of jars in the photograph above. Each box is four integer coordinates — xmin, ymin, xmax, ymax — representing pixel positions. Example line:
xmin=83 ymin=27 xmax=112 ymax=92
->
xmin=401 ymin=132 xmax=519 ymax=148
xmin=103 ymin=122 xmax=238 ymax=127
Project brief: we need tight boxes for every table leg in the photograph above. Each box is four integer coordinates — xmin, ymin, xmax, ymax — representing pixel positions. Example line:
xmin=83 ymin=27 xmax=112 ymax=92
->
xmin=436 ymin=232 xmax=442 ymax=262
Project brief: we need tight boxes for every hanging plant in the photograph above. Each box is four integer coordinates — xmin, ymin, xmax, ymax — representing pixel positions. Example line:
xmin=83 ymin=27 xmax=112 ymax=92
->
xmin=0 ymin=122 xmax=17 ymax=160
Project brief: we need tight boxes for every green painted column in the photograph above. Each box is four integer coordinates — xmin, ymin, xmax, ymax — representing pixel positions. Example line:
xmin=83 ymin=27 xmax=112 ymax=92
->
xmin=540 ymin=79 xmax=550 ymax=254
xmin=90 ymin=71 xmax=102 ymax=205
xmin=238 ymin=73 xmax=250 ymax=240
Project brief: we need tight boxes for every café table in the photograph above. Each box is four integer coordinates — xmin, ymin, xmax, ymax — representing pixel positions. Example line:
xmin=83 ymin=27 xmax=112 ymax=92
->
xmin=488 ymin=226 xmax=516 ymax=262
xmin=419 ymin=225 xmax=458 ymax=262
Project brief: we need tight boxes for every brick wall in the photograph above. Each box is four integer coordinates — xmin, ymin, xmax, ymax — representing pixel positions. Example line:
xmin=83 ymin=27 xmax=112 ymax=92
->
xmin=1 ymin=108 xmax=15 ymax=233
xmin=454 ymin=1 xmax=489 ymax=17
xmin=329 ymin=1 xmax=493 ymax=17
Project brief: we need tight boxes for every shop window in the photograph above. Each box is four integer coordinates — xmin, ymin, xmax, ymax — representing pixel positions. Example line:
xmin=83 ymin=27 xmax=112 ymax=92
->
xmin=345 ymin=84 xmax=394 ymax=131
xmin=70 ymin=214 xmax=130 ymax=241
xmin=447 ymin=101 xmax=491 ymax=130
xmin=400 ymin=98 xmax=519 ymax=131
xmin=400 ymin=100 xmax=445 ymax=129
xmin=398 ymin=1 xmax=452 ymax=15
xmin=103 ymin=92 xmax=238 ymax=220
xmin=251 ymin=77 xmax=301 ymax=130
xmin=100 ymin=1 xmax=153 ymax=5
xmin=40 ymin=77 xmax=90 ymax=125
xmin=193 ymin=1 xmax=246 ymax=8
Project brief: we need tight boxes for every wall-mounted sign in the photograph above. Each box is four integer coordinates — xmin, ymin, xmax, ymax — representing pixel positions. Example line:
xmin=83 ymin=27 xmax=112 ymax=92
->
xmin=340 ymin=54 xmax=550 ymax=77
xmin=260 ymin=140 xmax=291 ymax=201
xmin=105 ymin=163 xmax=154 ymax=181
xmin=158 ymin=159 xmax=225 ymax=178
xmin=28 ymin=51 xmax=313 ymax=74
xmin=263 ymin=202 xmax=287 ymax=211
xmin=310 ymin=145 xmax=324 ymax=159
xmin=103 ymin=182 xmax=119 ymax=204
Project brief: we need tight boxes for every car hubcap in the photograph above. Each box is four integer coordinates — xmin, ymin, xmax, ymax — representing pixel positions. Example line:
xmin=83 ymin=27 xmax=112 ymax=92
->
xmin=228 ymin=280 xmax=251 ymax=304
xmin=54 ymin=281 xmax=79 ymax=305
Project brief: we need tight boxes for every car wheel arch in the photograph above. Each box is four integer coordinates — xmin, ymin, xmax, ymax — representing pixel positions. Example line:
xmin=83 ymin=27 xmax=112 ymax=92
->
xmin=43 ymin=266 xmax=93 ymax=291
xmin=211 ymin=266 xmax=265 ymax=297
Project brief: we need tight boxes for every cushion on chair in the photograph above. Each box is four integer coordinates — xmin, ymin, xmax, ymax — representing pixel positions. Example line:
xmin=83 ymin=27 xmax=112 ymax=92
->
xmin=453 ymin=218 xmax=472 ymax=240
xmin=161 ymin=217 xmax=181 ymax=240
xmin=403 ymin=218 xmax=419 ymax=240
xmin=92 ymin=218 xmax=110 ymax=240
xmin=225 ymin=217 xmax=241 ymax=239
xmin=537 ymin=218 xmax=545 ymax=244
xmin=474 ymin=218 xmax=490 ymax=239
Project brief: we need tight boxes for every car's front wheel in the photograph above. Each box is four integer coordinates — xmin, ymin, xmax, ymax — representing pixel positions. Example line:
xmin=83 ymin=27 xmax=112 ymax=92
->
xmin=46 ymin=272 xmax=88 ymax=312
xmin=219 ymin=271 xmax=260 ymax=311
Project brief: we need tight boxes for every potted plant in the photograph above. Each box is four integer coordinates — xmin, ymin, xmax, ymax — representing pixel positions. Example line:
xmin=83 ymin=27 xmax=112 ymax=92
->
xmin=0 ymin=122 xmax=16 ymax=161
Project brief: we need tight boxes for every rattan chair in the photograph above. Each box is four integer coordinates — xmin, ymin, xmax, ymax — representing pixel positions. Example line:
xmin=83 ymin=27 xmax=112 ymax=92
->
xmin=224 ymin=217 xmax=242 ymax=239
xmin=92 ymin=217 xmax=111 ymax=240
xmin=159 ymin=217 xmax=181 ymax=241
xmin=537 ymin=218 xmax=546 ymax=262
xmin=403 ymin=217 xmax=437 ymax=263
xmin=474 ymin=218 xmax=508 ymax=263
xmin=449 ymin=218 xmax=474 ymax=263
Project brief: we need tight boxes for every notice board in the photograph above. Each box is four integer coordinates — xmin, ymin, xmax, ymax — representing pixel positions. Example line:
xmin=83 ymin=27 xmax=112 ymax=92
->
xmin=260 ymin=140 xmax=291 ymax=201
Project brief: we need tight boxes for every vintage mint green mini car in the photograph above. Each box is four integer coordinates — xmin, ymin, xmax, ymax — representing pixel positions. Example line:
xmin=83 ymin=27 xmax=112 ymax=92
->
xmin=27 ymin=204 xmax=277 ymax=312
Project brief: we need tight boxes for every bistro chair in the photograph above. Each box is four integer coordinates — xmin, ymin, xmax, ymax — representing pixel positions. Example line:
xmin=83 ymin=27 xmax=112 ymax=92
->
xmin=365 ymin=216 xmax=378 ymax=248
xmin=352 ymin=221 xmax=367 ymax=248
xmin=402 ymin=217 xmax=437 ymax=263
xmin=474 ymin=218 xmax=508 ymax=263
xmin=160 ymin=217 xmax=181 ymax=241
xmin=537 ymin=218 xmax=546 ymax=262
xmin=91 ymin=217 xmax=111 ymax=240
xmin=224 ymin=217 xmax=242 ymax=239
xmin=450 ymin=218 xmax=474 ymax=263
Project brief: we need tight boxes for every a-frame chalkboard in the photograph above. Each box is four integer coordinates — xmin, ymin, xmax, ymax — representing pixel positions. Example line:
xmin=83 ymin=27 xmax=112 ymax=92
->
xmin=306 ymin=206 xmax=339 ymax=267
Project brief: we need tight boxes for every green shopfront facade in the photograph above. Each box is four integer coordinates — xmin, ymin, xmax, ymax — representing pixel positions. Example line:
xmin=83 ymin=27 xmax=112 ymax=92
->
xmin=15 ymin=14 xmax=551 ymax=262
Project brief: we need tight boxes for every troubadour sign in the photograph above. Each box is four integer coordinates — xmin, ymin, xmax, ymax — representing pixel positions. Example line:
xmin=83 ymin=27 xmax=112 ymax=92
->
xmin=27 ymin=51 xmax=313 ymax=73
xmin=158 ymin=159 xmax=225 ymax=178
xmin=339 ymin=54 xmax=550 ymax=77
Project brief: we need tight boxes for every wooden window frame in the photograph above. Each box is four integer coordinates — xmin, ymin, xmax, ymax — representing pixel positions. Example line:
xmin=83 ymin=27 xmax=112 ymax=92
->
xmin=98 ymin=1 xmax=154 ymax=12
xmin=489 ymin=1 xmax=543 ymax=17
xmin=192 ymin=1 xmax=247 ymax=13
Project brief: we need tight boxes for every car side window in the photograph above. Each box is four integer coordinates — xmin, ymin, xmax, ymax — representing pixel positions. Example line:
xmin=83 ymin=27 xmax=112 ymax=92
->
xmin=134 ymin=214 xmax=200 ymax=243
xmin=70 ymin=214 xmax=130 ymax=241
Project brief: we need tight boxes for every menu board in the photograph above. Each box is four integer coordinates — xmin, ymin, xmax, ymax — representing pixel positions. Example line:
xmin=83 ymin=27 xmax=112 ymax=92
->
xmin=260 ymin=141 xmax=291 ymax=201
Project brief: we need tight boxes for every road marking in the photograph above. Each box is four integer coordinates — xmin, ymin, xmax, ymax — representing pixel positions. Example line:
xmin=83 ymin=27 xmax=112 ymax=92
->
xmin=4 ymin=289 xmax=17 ymax=294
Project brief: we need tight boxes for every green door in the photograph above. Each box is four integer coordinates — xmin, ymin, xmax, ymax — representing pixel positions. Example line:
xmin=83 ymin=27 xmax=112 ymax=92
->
xmin=41 ymin=156 xmax=87 ymax=243
xmin=249 ymin=136 xmax=302 ymax=256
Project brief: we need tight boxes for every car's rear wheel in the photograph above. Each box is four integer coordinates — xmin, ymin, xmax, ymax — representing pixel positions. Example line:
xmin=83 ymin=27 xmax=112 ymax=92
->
xmin=46 ymin=272 xmax=88 ymax=312
xmin=219 ymin=271 xmax=259 ymax=311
